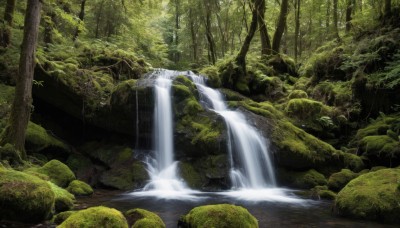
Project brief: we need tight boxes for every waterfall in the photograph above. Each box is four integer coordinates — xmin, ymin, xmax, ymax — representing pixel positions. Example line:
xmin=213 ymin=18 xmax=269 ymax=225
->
xmin=134 ymin=70 xmax=197 ymax=199
xmin=189 ymin=73 xmax=276 ymax=189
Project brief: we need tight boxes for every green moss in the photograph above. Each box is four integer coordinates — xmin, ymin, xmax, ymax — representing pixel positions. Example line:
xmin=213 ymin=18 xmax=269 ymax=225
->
xmin=200 ymin=65 xmax=221 ymax=88
xmin=183 ymin=98 xmax=204 ymax=115
xmin=342 ymin=153 xmax=365 ymax=172
xmin=285 ymin=98 xmax=331 ymax=119
xmin=125 ymin=208 xmax=166 ymax=228
xmin=59 ymin=206 xmax=128 ymax=228
xmin=359 ymin=135 xmax=400 ymax=159
xmin=53 ymin=211 xmax=77 ymax=225
xmin=328 ymin=169 xmax=358 ymax=192
xmin=353 ymin=116 xmax=396 ymax=143
xmin=220 ymin=88 xmax=248 ymax=101
xmin=180 ymin=204 xmax=258 ymax=228
xmin=25 ymin=122 xmax=68 ymax=152
xmin=280 ymin=169 xmax=327 ymax=189
xmin=370 ymin=166 xmax=387 ymax=172
xmin=80 ymin=143 xmax=133 ymax=167
xmin=319 ymin=190 xmax=337 ymax=200
xmin=288 ymin=90 xmax=308 ymax=99
xmin=0 ymin=169 xmax=55 ymax=223
xmin=37 ymin=160 xmax=76 ymax=187
xmin=66 ymin=180 xmax=94 ymax=196
xmin=49 ymin=182 xmax=75 ymax=212
xmin=179 ymin=162 xmax=204 ymax=189
xmin=334 ymin=169 xmax=400 ymax=223
xmin=99 ymin=161 xmax=149 ymax=190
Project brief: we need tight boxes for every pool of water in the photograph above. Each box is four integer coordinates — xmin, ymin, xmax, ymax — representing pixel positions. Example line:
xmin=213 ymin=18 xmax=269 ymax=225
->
xmin=76 ymin=190 xmax=392 ymax=228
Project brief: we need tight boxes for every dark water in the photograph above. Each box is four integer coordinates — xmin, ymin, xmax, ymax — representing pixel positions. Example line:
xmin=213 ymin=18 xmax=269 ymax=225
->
xmin=76 ymin=190 xmax=393 ymax=228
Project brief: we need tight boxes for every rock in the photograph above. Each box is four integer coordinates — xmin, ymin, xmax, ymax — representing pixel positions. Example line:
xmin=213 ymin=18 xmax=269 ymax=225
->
xmin=125 ymin=208 xmax=165 ymax=228
xmin=359 ymin=135 xmax=400 ymax=166
xmin=99 ymin=161 xmax=149 ymax=190
xmin=334 ymin=168 xmax=400 ymax=223
xmin=48 ymin=182 xmax=75 ymax=212
xmin=288 ymin=90 xmax=308 ymax=99
xmin=0 ymin=169 xmax=55 ymax=223
xmin=58 ymin=206 xmax=128 ymax=228
xmin=327 ymin=169 xmax=358 ymax=192
xmin=310 ymin=186 xmax=337 ymax=200
xmin=267 ymin=54 xmax=297 ymax=77
xmin=37 ymin=159 xmax=76 ymax=187
xmin=179 ymin=204 xmax=258 ymax=228
xmin=52 ymin=211 xmax=77 ymax=225
xmin=278 ymin=169 xmax=327 ymax=189
xmin=66 ymin=180 xmax=94 ymax=196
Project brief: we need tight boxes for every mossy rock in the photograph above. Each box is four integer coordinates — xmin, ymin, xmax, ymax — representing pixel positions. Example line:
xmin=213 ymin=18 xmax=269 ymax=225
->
xmin=285 ymin=98 xmax=331 ymax=119
xmin=53 ymin=211 xmax=77 ymax=225
xmin=49 ymin=182 xmax=75 ymax=212
xmin=342 ymin=153 xmax=365 ymax=172
xmin=179 ymin=204 xmax=258 ymax=228
xmin=99 ymin=161 xmax=149 ymax=190
xmin=179 ymin=162 xmax=204 ymax=189
xmin=334 ymin=168 xmax=400 ymax=223
xmin=66 ymin=180 xmax=94 ymax=196
xmin=327 ymin=169 xmax=358 ymax=192
xmin=310 ymin=186 xmax=337 ymax=200
xmin=359 ymin=135 xmax=400 ymax=165
xmin=80 ymin=142 xmax=133 ymax=168
xmin=25 ymin=122 xmax=68 ymax=153
xmin=125 ymin=208 xmax=166 ymax=228
xmin=288 ymin=90 xmax=308 ymax=99
xmin=279 ymin=169 xmax=327 ymax=189
xmin=59 ymin=206 xmax=129 ymax=228
xmin=200 ymin=65 xmax=221 ymax=88
xmin=37 ymin=159 xmax=76 ymax=187
xmin=0 ymin=169 xmax=55 ymax=223
xmin=237 ymin=100 xmax=344 ymax=172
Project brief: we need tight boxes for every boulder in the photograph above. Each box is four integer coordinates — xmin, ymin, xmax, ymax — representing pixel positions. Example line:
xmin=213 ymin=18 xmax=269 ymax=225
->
xmin=334 ymin=168 xmax=400 ymax=224
xmin=0 ymin=169 xmax=55 ymax=223
xmin=179 ymin=204 xmax=258 ymax=228
xmin=58 ymin=206 xmax=128 ymax=228
xmin=66 ymin=180 xmax=94 ymax=196
xmin=37 ymin=159 xmax=76 ymax=187
xmin=327 ymin=169 xmax=358 ymax=192
xmin=125 ymin=208 xmax=166 ymax=228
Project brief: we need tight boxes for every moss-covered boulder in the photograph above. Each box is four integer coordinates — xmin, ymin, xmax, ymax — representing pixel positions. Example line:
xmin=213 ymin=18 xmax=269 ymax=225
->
xmin=59 ymin=206 xmax=129 ymax=228
xmin=0 ymin=169 xmax=55 ymax=223
xmin=67 ymin=180 xmax=94 ymax=196
xmin=52 ymin=211 xmax=77 ymax=225
xmin=37 ymin=159 xmax=76 ymax=187
xmin=49 ymin=182 xmax=75 ymax=212
xmin=99 ymin=161 xmax=149 ymax=190
xmin=334 ymin=168 xmax=400 ymax=223
xmin=359 ymin=135 xmax=400 ymax=166
xmin=310 ymin=186 xmax=337 ymax=200
xmin=179 ymin=204 xmax=258 ymax=228
xmin=288 ymin=90 xmax=308 ymax=99
xmin=285 ymin=98 xmax=331 ymax=120
xmin=278 ymin=169 xmax=327 ymax=189
xmin=25 ymin=122 xmax=69 ymax=154
xmin=327 ymin=169 xmax=358 ymax=192
xmin=125 ymin=208 xmax=166 ymax=228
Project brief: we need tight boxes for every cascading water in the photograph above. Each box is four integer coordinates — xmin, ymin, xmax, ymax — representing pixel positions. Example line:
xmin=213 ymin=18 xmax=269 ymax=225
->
xmin=133 ymin=70 xmax=198 ymax=199
xmin=189 ymin=74 xmax=276 ymax=189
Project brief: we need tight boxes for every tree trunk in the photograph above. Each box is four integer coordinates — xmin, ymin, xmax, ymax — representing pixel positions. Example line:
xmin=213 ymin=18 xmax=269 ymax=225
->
xmin=73 ymin=0 xmax=86 ymax=41
xmin=0 ymin=0 xmax=16 ymax=47
xmin=385 ymin=0 xmax=391 ymax=16
xmin=235 ymin=0 xmax=260 ymax=71
xmin=258 ymin=0 xmax=272 ymax=56
xmin=326 ymin=0 xmax=331 ymax=35
xmin=294 ymin=0 xmax=301 ymax=62
xmin=272 ymin=0 xmax=289 ymax=54
xmin=189 ymin=8 xmax=198 ymax=62
xmin=345 ymin=0 xmax=353 ymax=33
xmin=204 ymin=0 xmax=216 ymax=65
xmin=333 ymin=0 xmax=340 ymax=39
xmin=0 ymin=0 xmax=42 ymax=159
xmin=174 ymin=0 xmax=180 ymax=63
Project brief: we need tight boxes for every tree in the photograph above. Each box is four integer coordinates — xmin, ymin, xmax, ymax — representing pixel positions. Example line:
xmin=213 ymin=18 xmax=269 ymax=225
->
xmin=0 ymin=0 xmax=17 ymax=47
xmin=73 ymin=0 xmax=87 ymax=41
xmin=204 ymin=0 xmax=217 ymax=65
xmin=294 ymin=0 xmax=301 ymax=62
xmin=272 ymin=0 xmax=289 ymax=53
xmin=258 ymin=0 xmax=272 ymax=56
xmin=235 ymin=0 xmax=262 ymax=72
xmin=333 ymin=0 xmax=340 ymax=39
xmin=345 ymin=0 xmax=353 ymax=33
xmin=0 ymin=0 xmax=42 ymax=159
xmin=385 ymin=0 xmax=391 ymax=17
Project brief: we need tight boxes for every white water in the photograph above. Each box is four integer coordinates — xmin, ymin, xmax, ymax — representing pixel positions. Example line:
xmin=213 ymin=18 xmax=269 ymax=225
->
xmin=189 ymin=74 xmax=276 ymax=189
xmin=132 ymin=70 xmax=199 ymax=200
xmin=132 ymin=69 xmax=302 ymax=203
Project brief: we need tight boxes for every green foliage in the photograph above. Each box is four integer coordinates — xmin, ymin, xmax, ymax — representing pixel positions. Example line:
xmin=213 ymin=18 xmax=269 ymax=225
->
xmin=125 ymin=208 xmax=166 ymax=228
xmin=66 ymin=180 xmax=93 ymax=196
xmin=335 ymin=169 xmax=400 ymax=223
xmin=59 ymin=206 xmax=129 ymax=228
xmin=37 ymin=160 xmax=76 ymax=187
xmin=180 ymin=204 xmax=258 ymax=228
xmin=0 ymin=169 xmax=55 ymax=223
